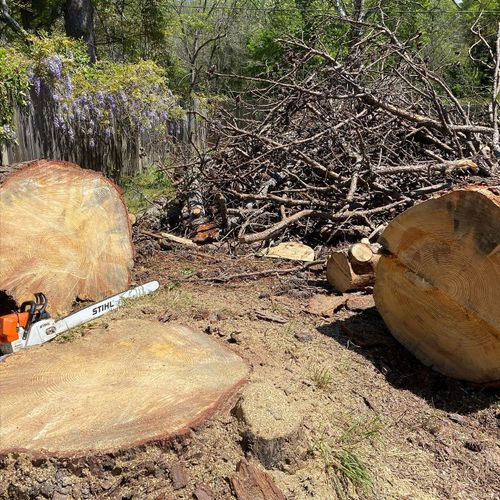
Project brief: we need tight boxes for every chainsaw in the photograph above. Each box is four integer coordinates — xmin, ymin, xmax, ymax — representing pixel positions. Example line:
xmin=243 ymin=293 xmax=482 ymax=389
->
xmin=0 ymin=281 xmax=160 ymax=355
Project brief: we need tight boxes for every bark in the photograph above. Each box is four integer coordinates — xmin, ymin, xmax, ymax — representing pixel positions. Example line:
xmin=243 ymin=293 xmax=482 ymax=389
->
xmin=231 ymin=459 xmax=285 ymax=500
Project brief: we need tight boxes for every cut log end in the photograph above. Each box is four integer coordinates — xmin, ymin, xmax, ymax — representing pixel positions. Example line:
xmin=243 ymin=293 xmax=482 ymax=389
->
xmin=0 ymin=319 xmax=249 ymax=457
xmin=349 ymin=242 xmax=373 ymax=263
xmin=375 ymin=187 xmax=500 ymax=383
xmin=327 ymin=243 xmax=379 ymax=292
xmin=0 ymin=160 xmax=134 ymax=315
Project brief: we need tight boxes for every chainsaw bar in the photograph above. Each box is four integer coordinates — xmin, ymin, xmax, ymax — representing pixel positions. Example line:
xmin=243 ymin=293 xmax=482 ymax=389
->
xmin=0 ymin=281 xmax=160 ymax=355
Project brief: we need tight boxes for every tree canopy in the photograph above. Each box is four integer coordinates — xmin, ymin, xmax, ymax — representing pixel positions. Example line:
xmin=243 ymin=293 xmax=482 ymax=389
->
xmin=1 ymin=0 xmax=499 ymax=146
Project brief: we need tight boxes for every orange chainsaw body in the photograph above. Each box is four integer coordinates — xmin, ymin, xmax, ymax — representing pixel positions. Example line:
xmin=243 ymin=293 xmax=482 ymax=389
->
xmin=0 ymin=312 xmax=29 ymax=343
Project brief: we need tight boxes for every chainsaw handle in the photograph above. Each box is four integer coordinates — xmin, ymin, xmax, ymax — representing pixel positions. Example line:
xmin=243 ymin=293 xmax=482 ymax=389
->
xmin=19 ymin=301 xmax=37 ymax=338
xmin=19 ymin=293 xmax=49 ymax=339
xmin=34 ymin=293 xmax=48 ymax=319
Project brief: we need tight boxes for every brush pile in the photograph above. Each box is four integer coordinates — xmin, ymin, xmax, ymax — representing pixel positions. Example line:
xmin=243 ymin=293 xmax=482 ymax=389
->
xmin=173 ymin=18 xmax=499 ymax=245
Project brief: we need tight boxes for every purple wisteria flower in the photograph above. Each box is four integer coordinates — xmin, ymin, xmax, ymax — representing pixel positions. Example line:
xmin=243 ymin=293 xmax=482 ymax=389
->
xmin=64 ymin=75 xmax=73 ymax=95
xmin=106 ymin=94 xmax=115 ymax=109
xmin=33 ymin=77 xmax=41 ymax=96
xmin=46 ymin=55 xmax=63 ymax=78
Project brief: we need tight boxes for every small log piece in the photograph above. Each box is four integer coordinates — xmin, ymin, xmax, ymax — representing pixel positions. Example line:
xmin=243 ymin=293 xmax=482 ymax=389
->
xmin=326 ymin=242 xmax=380 ymax=292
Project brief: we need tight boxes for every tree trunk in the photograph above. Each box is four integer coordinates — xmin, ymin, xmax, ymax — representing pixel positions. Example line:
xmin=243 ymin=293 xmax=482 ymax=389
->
xmin=0 ymin=0 xmax=28 ymax=37
xmin=326 ymin=242 xmax=380 ymax=292
xmin=64 ymin=0 xmax=96 ymax=63
xmin=374 ymin=187 xmax=500 ymax=383
xmin=0 ymin=160 xmax=134 ymax=316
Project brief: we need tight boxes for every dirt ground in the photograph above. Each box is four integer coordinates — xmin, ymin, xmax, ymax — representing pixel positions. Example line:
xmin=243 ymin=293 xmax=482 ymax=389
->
xmin=1 ymin=247 xmax=499 ymax=500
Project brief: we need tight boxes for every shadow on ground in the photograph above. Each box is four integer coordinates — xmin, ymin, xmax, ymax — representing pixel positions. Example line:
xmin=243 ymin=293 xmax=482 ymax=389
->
xmin=317 ymin=307 xmax=498 ymax=414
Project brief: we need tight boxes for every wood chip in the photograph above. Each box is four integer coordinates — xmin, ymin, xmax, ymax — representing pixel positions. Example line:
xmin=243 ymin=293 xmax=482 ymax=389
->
xmin=259 ymin=241 xmax=315 ymax=262
xmin=305 ymin=294 xmax=348 ymax=317
xmin=169 ymin=462 xmax=188 ymax=490
xmin=230 ymin=459 xmax=286 ymax=500
xmin=193 ymin=484 xmax=215 ymax=500
xmin=194 ymin=222 xmax=220 ymax=243
xmin=294 ymin=331 xmax=314 ymax=342
xmin=346 ymin=295 xmax=375 ymax=311
xmin=255 ymin=310 xmax=288 ymax=324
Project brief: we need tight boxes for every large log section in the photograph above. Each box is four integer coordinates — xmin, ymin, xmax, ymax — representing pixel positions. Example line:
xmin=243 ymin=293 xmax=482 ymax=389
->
xmin=0 ymin=319 xmax=249 ymax=456
xmin=374 ymin=187 xmax=500 ymax=383
xmin=0 ymin=160 xmax=134 ymax=316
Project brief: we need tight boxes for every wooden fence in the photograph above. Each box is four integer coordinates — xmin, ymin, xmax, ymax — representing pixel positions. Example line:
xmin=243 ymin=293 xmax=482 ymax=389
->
xmin=0 ymin=93 xmax=198 ymax=178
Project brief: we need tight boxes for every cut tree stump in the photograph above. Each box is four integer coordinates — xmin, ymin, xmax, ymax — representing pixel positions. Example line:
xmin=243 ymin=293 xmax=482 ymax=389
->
xmin=0 ymin=319 xmax=249 ymax=456
xmin=0 ymin=160 xmax=134 ymax=316
xmin=374 ymin=187 xmax=500 ymax=383
xmin=235 ymin=382 xmax=304 ymax=470
xmin=326 ymin=242 xmax=380 ymax=292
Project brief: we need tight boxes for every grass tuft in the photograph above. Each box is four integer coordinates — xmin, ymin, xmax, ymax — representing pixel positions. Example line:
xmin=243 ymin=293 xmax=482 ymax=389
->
xmin=314 ymin=415 xmax=384 ymax=498
xmin=311 ymin=366 xmax=334 ymax=390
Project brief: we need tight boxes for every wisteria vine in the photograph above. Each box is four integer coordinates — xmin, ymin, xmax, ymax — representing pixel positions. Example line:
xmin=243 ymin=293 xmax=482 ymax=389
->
xmin=1 ymin=36 xmax=183 ymax=148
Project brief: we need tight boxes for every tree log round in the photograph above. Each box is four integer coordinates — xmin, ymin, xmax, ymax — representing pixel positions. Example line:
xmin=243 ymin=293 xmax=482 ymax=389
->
xmin=0 ymin=160 xmax=134 ymax=316
xmin=374 ymin=187 xmax=500 ymax=383
xmin=349 ymin=242 xmax=373 ymax=264
xmin=327 ymin=244 xmax=379 ymax=292
xmin=0 ymin=319 xmax=249 ymax=457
